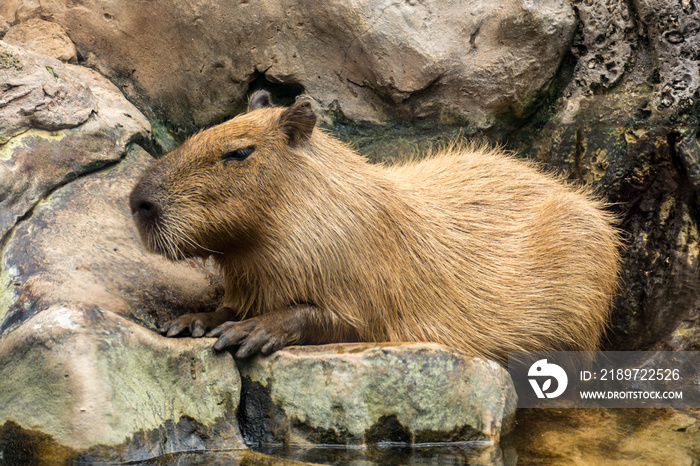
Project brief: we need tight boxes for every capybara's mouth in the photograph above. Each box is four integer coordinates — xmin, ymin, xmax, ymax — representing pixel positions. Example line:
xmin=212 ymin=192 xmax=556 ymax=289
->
xmin=133 ymin=220 xmax=191 ymax=261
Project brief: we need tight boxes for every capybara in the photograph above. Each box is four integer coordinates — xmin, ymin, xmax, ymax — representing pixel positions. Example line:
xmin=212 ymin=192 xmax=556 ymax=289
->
xmin=130 ymin=90 xmax=620 ymax=363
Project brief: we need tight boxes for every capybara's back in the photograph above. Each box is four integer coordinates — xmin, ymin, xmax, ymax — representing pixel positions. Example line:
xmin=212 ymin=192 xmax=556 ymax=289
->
xmin=376 ymin=145 xmax=620 ymax=361
xmin=130 ymin=91 xmax=621 ymax=363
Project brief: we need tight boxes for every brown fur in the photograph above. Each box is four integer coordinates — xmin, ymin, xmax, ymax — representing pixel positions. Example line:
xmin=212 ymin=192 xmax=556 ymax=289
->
xmin=130 ymin=91 xmax=621 ymax=363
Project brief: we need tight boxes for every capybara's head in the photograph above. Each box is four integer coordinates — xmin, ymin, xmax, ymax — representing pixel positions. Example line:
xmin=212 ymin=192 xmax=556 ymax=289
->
xmin=129 ymin=91 xmax=317 ymax=260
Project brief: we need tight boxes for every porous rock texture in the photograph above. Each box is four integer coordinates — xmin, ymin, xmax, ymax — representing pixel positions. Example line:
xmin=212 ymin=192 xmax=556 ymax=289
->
xmin=2 ymin=0 xmax=576 ymax=135
xmin=510 ymin=0 xmax=700 ymax=352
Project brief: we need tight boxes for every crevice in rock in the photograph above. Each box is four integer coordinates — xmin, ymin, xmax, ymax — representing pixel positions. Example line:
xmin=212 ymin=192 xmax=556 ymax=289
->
xmin=3 ymin=151 xmax=126 ymax=232
xmin=236 ymin=376 xmax=281 ymax=447
xmin=246 ymin=72 xmax=305 ymax=108
xmin=365 ymin=414 xmax=411 ymax=444
xmin=605 ymin=128 xmax=700 ymax=349
xmin=398 ymin=72 xmax=444 ymax=108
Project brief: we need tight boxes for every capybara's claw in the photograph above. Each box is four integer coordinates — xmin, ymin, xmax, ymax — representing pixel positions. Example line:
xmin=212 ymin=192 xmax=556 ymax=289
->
xmin=191 ymin=323 xmax=205 ymax=338
xmin=212 ymin=321 xmax=251 ymax=352
xmin=211 ymin=317 xmax=290 ymax=358
xmin=205 ymin=322 xmax=231 ymax=339
xmin=166 ymin=322 xmax=184 ymax=337
xmin=160 ymin=312 xmax=219 ymax=338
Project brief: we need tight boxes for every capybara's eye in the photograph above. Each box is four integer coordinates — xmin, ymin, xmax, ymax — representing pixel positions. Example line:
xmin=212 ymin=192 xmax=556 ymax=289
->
xmin=222 ymin=145 xmax=255 ymax=162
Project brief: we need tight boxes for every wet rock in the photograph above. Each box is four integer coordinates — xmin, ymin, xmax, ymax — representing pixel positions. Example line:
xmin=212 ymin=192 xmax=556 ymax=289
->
xmin=0 ymin=40 xmax=149 ymax=237
xmin=3 ymin=18 xmax=77 ymax=62
xmin=505 ymin=0 xmax=700 ymax=353
xmin=511 ymin=94 xmax=700 ymax=351
xmin=3 ymin=0 xmax=574 ymax=132
xmin=236 ymin=343 xmax=516 ymax=448
xmin=609 ymin=128 xmax=700 ymax=350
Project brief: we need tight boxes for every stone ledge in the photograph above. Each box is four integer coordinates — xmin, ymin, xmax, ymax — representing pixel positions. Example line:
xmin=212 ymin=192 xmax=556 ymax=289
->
xmin=237 ymin=343 xmax=517 ymax=448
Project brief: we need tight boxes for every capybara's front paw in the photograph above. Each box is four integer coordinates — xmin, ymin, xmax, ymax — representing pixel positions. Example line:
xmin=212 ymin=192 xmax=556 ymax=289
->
xmin=159 ymin=312 xmax=213 ymax=338
xmin=159 ymin=307 xmax=238 ymax=338
xmin=207 ymin=316 xmax=290 ymax=358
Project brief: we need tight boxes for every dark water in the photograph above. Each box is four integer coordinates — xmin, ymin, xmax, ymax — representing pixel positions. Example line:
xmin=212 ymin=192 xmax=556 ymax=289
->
xmin=134 ymin=442 xmax=501 ymax=465
xmin=135 ymin=408 xmax=699 ymax=465
xmin=250 ymin=441 xmax=505 ymax=465
xmin=506 ymin=408 xmax=700 ymax=465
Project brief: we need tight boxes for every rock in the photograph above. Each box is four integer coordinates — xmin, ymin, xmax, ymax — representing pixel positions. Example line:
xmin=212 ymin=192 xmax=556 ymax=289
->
xmin=568 ymin=0 xmax=700 ymax=117
xmin=0 ymin=142 xmax=238 ymax=459
xmin=504 ymin=0 xmax=700 ymax=352
xmin=633 ymin=0 xmax=700 ymax=114
xmin=236 ymin=344 xmax=516 ymax=449
xmin=570 ymin=0 xmax=636 ymax=90
xmin=0 ymin=41 xmax=93 ymax=142
xmin=0 ymin=41 xmax=240 ymax=459
xmin=0 ymin=145 xmax=224 ymax=334
xmin=511 ymin=95 xmax=700 ymax=351
xmin=0 ymin=40 xmax=149 ymax=237
xmin=3 ymin=18 xmax=77 ymax=62
xmin=0 ymin=306 xmax=243 ymax=462
xmin=3 ymin=0 xmax=575 ymax=132
xmin=0 ymin=18 xmax=10 ymax=38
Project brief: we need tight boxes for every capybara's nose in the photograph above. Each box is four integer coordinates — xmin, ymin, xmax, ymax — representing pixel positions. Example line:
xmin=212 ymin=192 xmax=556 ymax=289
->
xmin=133 ymin=199 xmax=158 ymax=221
xmin=129 ymin=185 xmax=160 ymax=225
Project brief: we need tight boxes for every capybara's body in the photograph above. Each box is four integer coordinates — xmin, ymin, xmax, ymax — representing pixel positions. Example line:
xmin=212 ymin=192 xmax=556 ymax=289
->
xmin=130 ymin=91 xmax=620 ymax=363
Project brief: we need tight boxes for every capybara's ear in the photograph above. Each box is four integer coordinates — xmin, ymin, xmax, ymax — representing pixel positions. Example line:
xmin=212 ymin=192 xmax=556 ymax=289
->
xmin=248 ymin=90 xmax=273 ymax=111
xmin=279 ymin=98 xmax=317 ymax=146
